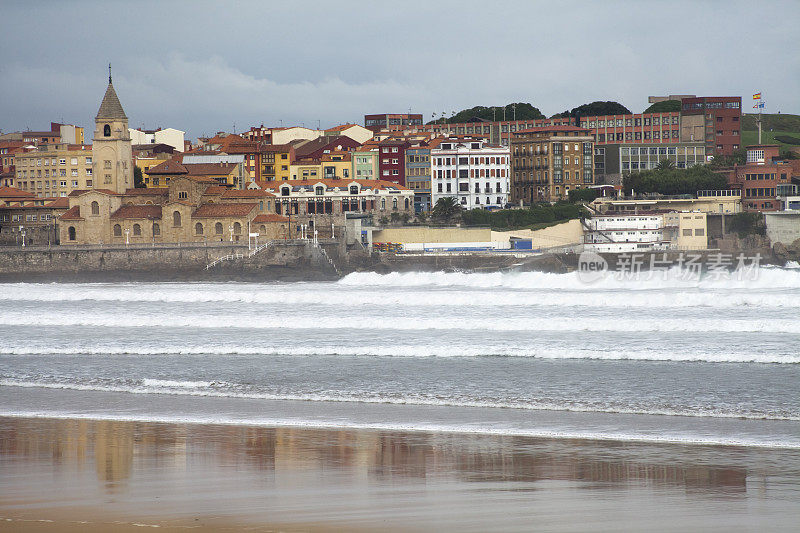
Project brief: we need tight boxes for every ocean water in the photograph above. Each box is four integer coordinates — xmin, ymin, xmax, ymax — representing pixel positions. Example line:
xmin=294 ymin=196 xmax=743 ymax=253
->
xmin=1 ymin=269 xmax=799 ymax=449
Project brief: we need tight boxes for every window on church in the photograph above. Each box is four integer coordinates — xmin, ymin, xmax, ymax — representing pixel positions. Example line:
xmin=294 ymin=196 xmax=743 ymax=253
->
xmin=104 ymin=160 xmax=111 ymax=169
xmin=91 ymin=201 xmax=99 ymax=215
xmin=104 ymin=124 xmax=111 ymax=137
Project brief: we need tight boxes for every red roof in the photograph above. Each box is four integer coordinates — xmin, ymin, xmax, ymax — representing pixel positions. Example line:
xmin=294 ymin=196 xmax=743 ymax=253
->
xmin=45 ymin=197 xmax=70 ymax=209
xmin=124 ymin=188 xmax=168 ymax=196
xmin=221 ymin=189 xmax=274 ymax=199
xmin=203 ymin=185 xmax=230 ymax=195
xmin=110 ymin=205 xmax=163 ymax=220
xmin=191 ymin=203 xmax=257 ymax=218
xmin=0 ymin=186 xmax=35 ymax=199
xmin=67 ymin=189 xmax=120 ymax=197
xmin=252 ymin=214 xmax=290 ymax=223
xmin=59 ymin=206 xmax=83 ymax=220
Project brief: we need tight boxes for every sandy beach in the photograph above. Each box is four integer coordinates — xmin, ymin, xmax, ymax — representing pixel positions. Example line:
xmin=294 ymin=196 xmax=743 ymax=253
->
xmin=1 ymin=416 xmax=798 ymax=532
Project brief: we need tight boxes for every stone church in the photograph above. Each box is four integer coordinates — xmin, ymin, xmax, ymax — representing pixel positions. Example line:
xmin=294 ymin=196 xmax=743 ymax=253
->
xmin=92 ymin=70 xmax=133 ymax=194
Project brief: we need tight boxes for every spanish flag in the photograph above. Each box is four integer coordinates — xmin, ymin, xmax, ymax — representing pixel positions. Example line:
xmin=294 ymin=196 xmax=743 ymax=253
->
xmin=753 ymin=93 xmax=762 ymax=100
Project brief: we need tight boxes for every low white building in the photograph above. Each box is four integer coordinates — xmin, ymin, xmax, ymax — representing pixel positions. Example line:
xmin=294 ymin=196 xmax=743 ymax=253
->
xmin=129 ymin=127 xmax=186 ymax=152
xmin=584 ymin=211 xmax=708 ymax=253
xmin=431 ymin=136 xmax=510 ymax=210
xmin=583 ymin=214 xmax=667 ymax=253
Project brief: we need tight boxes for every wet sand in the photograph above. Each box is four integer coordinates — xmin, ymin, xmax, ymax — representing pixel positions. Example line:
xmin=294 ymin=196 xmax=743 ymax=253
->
xmin=1 ymin=416 xmax=799 ymax=532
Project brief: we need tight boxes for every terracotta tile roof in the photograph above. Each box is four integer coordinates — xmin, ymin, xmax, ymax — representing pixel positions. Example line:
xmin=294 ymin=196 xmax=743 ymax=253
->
xmin=221 ymin=189 xmax=274 ymax=198
xmin=252 ymin=214 xmax=290 ymax=223
xmin=67 ymin=189 xmax=120 ymax=197
xmin=110 ymin=205 xmax=163 ymax=220
xmin=59 ymin=206 xmax=83 ymax=220
xmin=325 ymin=124 xmax=359 ymax=132
xmin=124 ymin=188 xmax=169 ymax=196
xmin=184 ymin=163 xmax=237 ymax=176
xmin=259 ymin=143 xmax=294 ymax=153
xmin=0 ymin=186 xmax=36 ymax=199
xmin=203 ymin=185 xmax=229 ymax=195
xmin=191 ymin=203 xmax=257 ymax=218
xmin=147 ymin=159 xmax=187 ymax=175
xmin=45 ymin=197 xmax=70 ymax=209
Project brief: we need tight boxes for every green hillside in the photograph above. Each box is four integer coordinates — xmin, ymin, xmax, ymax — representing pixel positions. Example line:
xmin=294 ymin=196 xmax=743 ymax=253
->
xmin=741 ymin=113 xmax=800 ymax=133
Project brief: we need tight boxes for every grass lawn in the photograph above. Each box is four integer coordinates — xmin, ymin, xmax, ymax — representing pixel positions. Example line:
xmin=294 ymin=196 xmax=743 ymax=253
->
xmin=741 ymin=129 xmax=800 ymax=150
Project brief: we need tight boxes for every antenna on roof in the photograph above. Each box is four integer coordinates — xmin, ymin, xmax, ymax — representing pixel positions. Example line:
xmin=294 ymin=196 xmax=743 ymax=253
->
xmin=108 ymin=63 xmax=112 ymax=84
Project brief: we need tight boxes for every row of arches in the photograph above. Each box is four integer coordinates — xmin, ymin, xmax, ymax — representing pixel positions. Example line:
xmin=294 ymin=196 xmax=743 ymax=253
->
xmin=194 ymin=222 xmax=241 ymax=236
xmin=113 ymin=223 xmax=160 ymax=237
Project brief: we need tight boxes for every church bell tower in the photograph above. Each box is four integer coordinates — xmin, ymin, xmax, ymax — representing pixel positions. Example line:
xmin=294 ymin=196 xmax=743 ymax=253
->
xmin=92 ymin=65 xmax=133 ymax=194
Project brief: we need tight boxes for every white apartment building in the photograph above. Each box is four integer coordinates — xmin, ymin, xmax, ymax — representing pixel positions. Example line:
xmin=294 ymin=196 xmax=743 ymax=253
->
xmin=129 ymin=127 xmax=186 ymax=152
xmin=431 ymin=137 xmax=510 ymax=210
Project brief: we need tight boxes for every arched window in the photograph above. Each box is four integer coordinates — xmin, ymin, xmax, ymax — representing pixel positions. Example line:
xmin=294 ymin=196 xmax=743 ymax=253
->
xmin=90 ymin=201 xmax=99 ymax=215
xmin=259 ymin=201 xmax=264 ymax=210
xmin=392 ymin=198 xmax=398 ymax=210
xmin=103 ymin=124 xmax=111 ymax=137
xmin=113 ymin=224 xmax=122 ymax=237
xmin=281 ymin=187 xmax=290 ymax=196
xmin=133 ymin=223 xmax=141 ymax=236
xmin=259 ymin=225 xmax=266 ymax=234
xmin=153 ymin=223 xmax=160 ymax=236
xmin=233 ymin=222 xmax=241 ymax=234
xmin=215 ymin=222 xmax=223 ymax=235
xmin=381 ymin=198 xmax=386 ymax=210
xmin=404 ymin=198 xmax=409 ymax=209
xmin=315 ymin=186 xmax=324 ymax=195
xmin=68 ymin=226 xmax=76 ymax=241
xmin=349 ymin=185 xmax=359 ymax=194
xmin=195 ymin=222 xmax=203 ymax=235
xmin=173 ymin=211 xmax=181 ymax=227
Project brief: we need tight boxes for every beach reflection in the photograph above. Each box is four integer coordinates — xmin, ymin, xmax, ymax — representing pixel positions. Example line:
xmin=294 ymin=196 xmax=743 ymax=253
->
xmin=0 ymin=417 xmax=756 ymax=491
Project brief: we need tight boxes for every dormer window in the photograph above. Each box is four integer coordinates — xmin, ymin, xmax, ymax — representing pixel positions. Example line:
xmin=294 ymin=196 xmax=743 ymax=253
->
xmin=349 ymin=185 xmax=359 ymax=195
xmin=315 ymin=186 xmax=325 ymax=195
xmin=281 ymin=187 xmax=290 ymax=196
xmin=103 ymin=124 xmax=111 ymax=137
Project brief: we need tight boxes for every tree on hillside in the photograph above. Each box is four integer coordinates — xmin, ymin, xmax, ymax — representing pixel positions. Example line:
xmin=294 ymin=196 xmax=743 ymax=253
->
xmin=551 ymin=101 xmax=632 ymax=119
xmin=427 ymin=103 xmax=545 ymax=124
xmin=643 ymin=100 xmax=681 ymax=113
xmin=432 ymin=197 xmax=462 ymax=223
xmin=622 ymin=165 xmax=728 ymax=196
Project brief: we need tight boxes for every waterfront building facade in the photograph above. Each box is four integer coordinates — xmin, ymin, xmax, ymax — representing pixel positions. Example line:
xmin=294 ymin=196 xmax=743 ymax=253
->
xmin=430 ymin=136 xmax=510 ymax=210
xmin=405 ymin=147 xmax=432 ymax=212
xmin=510 ymin=126 xmax=594 ymax=204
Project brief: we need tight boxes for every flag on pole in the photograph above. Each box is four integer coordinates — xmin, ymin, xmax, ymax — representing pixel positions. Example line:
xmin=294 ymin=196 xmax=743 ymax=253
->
xmin=753 ymin=93 xmax=762 ymax=100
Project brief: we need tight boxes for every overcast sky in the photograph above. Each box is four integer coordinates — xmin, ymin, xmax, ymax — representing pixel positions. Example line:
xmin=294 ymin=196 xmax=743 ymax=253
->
xmin=1 ymin=0 xmax=798 ymax=140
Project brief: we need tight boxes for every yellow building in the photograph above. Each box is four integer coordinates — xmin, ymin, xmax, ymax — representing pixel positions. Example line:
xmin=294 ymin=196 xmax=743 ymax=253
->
xmin=260 ymin=144 xmax=294 ymax=182
xmin=135 ymin=155 xmax=172 ymax=186
xmin=14 ymin=143 xmax=95 ymax=199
